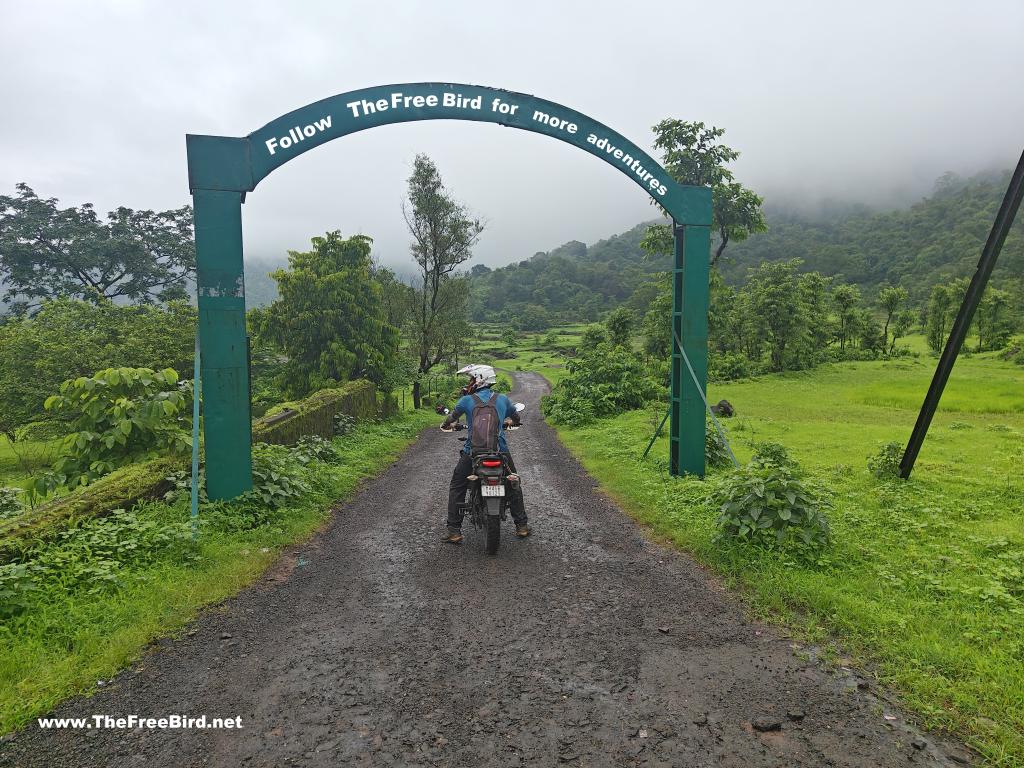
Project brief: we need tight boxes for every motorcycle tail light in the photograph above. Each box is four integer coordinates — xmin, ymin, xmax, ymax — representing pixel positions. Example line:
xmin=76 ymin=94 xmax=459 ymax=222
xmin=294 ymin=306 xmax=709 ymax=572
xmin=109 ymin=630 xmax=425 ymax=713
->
xmin=481 ymin=459 xmax=502 ymax=467
xmin=486 ymin=478 xmax=501 ymax=485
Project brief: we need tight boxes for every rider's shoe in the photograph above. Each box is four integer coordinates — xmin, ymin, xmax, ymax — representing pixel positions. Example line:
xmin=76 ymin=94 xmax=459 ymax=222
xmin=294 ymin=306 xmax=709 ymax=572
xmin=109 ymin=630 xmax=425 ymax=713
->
xmin=515 ymin=525 xmax=530 ymax=538
xmin=441 ymin=529 xmax=464 ymax=544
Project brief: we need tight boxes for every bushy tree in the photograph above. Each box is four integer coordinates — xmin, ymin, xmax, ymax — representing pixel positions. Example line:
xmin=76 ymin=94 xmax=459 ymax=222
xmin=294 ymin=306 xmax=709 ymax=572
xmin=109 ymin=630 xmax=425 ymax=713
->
xmin=260 ymin=232 xmax=400 ymax=396
xmin=746 ymin=260 xmax=811 ymax=371
xmin=0 ymin=184 xmax=195 ymax=312
xmin=542 ymin=343 xmax=659 ymax=425
xmin=974 ymin=287 xmax=1012 ymax=351
xmin=642 ymin=120 xmax=767 ymax=267
xmin=579 ymin=324 xmax=609 ymax=351
xmin=925 ymin=279 xmax=968 ymax=353
xmin=604 ymin=306 xmax=635 ymax=347
xmin=640 ymin=279 xmax=672 ymax=358
xmin=42 ymin=367 xmax=191 ymax=489
xmin=831 ymin=284 xmax=861 ymax=352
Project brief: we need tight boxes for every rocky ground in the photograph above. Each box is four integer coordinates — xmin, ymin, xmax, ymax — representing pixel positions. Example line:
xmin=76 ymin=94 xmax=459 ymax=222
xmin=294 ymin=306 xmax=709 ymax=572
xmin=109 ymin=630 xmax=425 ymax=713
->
xmin=0 ymin=372 xmax=973 ymax=767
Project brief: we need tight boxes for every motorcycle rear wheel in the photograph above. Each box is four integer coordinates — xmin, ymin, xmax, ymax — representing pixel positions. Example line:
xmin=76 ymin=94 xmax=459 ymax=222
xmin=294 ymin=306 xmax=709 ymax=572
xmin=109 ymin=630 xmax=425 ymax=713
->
xmin=485 ymin=514 xmax=501 ymax=555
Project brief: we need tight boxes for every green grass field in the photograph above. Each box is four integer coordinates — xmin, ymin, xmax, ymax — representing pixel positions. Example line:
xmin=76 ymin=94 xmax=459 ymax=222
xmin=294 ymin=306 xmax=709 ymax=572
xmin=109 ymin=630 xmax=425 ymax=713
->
xmin=0 ymin=437 xmax=58 ymax=490
xmin=505 ymin=331 xmax=1023 ymax=766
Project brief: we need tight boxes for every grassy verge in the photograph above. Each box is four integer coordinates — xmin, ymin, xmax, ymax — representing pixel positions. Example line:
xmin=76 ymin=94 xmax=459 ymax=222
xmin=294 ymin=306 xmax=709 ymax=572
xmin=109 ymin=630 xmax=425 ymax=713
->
xmin=551 ymin=354 xmax=1023 ymax=766
xmin=0 ymin=436 xmax=57 ymax=490
xmin=0 ymin=409 xmax=436 ymax=734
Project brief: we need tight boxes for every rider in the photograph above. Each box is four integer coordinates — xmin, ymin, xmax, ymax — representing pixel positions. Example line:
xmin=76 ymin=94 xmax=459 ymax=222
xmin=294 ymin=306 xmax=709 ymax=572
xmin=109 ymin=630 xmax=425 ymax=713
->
xmin=439 ymin=364 xmax=528 ymax=544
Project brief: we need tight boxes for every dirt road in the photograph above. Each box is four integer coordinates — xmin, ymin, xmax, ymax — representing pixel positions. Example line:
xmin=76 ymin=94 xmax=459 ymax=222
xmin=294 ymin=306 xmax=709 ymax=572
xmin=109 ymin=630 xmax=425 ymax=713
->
xmin=0 ymin=372 xmax=971 ymax=767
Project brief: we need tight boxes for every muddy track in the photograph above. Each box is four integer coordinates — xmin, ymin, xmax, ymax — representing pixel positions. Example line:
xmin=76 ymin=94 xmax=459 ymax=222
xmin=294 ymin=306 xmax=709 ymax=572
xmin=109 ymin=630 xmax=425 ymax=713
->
xmin=0 ymin=372 xmax=972 ymax=767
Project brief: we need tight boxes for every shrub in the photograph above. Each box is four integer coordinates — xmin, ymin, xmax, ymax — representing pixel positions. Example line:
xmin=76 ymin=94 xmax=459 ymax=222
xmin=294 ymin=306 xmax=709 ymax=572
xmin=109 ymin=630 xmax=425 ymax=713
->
xmin=0 ymin=487 xmax=23 ymax=520
xmin=0 ymin=563 xmax=36 ymax=619
xmin=542 ymin=343 xmax=658 ymax=425
xmin=245 ymin=445 xmax=309 ymax=509
xmin=41 ymin=367 xmax=191 ymax=490
xmin=711 ymin=463 xmax=831 ymax=559
xmin=749 ymin=440 xmax=798 ymax=471
xmin=293 ymin=435 xmax=338 ymax=466
xmin=0 ymin=299 xmax=196 ymax=438
xmin=709 ymin=352 xmax=752 ymax=382
xmin=541 ymin=393 xmax=596 ymax=427
xmin=333 ymin=412 xmax=356 ymax=436
xmin=705 ymin=422 xmax=733 ymax=468
xmin=29 ymin=508 xmax=194 ymax=594
xmin=868 ymin=441 xmax=903 ymax=480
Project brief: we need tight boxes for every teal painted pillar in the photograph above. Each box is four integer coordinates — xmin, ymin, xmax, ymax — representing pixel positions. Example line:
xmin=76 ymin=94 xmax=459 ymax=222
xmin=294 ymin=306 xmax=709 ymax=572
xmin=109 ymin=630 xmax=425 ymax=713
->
xmin=669 ymin=221 xmax=711 ymax=477
xmin=192 ymin=189 xmax=253 ymax=499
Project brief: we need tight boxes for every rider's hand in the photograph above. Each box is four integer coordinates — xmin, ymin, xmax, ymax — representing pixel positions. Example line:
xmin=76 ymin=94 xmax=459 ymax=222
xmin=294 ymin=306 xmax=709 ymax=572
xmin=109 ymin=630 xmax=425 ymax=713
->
xmin=439 ymin=423 xmax=453 ymax=432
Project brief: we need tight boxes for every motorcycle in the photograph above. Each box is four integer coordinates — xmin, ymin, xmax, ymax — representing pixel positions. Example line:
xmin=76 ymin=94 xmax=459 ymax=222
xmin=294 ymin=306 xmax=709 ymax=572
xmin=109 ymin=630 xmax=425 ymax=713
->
xmin=448 ymin=402 xmax=526 ymax=555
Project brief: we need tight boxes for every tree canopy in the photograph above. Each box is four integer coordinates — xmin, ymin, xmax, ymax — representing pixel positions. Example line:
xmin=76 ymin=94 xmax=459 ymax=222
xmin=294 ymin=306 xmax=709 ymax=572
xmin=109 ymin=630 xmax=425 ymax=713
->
xmin=0 ymin=184 xmax=195 ymax=313
xmin=257 ymin=231 xmax=400 ymax=397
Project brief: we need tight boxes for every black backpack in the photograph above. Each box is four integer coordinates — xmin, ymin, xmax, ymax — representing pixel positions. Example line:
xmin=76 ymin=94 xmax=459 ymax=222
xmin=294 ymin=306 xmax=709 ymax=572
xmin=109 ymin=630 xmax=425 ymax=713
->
xmin=469 ymin=392 xmax=500 ymax=454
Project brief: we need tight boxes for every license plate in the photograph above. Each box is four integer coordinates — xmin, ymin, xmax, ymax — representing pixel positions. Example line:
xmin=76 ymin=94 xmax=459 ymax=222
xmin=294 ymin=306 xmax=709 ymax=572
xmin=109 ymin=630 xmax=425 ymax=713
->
xmin=481 ymin=484 xmax=505 ymax=497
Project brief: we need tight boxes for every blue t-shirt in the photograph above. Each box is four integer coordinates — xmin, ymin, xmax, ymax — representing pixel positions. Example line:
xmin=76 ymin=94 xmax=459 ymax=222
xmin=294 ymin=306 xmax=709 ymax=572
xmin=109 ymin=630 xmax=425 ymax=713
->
xmin=452 ymin=388 xmax=515 ymax=454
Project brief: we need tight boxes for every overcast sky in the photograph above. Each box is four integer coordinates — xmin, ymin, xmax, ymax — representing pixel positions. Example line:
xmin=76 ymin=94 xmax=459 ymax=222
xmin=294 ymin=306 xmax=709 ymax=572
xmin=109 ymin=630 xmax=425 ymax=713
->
xmin=2 ymin=1 xmax=1022 ymax=270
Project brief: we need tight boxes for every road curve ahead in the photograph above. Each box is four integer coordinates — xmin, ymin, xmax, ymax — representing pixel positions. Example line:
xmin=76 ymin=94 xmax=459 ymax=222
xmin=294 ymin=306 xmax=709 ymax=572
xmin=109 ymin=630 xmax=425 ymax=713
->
xmin=1 ymin=372 xmax=970 ymax=767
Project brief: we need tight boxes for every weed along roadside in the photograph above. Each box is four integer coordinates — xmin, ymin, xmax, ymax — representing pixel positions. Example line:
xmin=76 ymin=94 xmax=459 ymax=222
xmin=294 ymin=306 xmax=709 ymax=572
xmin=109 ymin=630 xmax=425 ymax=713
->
xmin=0 ymin=380 xmax=436 ymax=734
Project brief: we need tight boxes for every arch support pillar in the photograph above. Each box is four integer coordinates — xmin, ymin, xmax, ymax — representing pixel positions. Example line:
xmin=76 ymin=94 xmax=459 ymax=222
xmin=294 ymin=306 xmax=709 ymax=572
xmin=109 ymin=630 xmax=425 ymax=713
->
xmin=193 ymin=188 xmax=253 ymax=499
xmin=669 ymin=221 xmax=710 ymax=477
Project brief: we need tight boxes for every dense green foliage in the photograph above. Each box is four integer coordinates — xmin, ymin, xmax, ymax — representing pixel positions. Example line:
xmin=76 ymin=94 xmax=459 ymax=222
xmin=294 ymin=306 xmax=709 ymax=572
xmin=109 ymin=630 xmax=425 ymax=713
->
xmin=0 ymin=184 xmax=195 ymax=312
xmin=472 ymin=169 xmax=1022 ymax=355
xmin=0 ymin=299 xmax=196 ymax=437
xmin=255 ymin=232 xmax=400 ymax=397
xmin=40 ymin=367 xmax=191 ymax=491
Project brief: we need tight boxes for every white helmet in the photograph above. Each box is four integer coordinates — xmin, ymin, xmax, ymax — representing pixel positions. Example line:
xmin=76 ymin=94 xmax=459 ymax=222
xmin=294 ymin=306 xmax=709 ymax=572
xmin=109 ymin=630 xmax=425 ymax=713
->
xmin=457 ymin=363 xmax=497 ymax=390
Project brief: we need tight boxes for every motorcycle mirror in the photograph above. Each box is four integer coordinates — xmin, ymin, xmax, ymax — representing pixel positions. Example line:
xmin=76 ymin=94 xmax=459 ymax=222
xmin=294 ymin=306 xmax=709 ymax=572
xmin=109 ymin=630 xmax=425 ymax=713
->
xmin=514 ymin=402 xmax=526 ymax=413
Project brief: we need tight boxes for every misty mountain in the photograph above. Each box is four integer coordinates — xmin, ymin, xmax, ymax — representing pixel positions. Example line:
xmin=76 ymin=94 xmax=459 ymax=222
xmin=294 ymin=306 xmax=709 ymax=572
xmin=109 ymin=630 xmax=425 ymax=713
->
xmin=720 ymin=169 xmax=1023 ymax=298
xmin=468 ymin=168 xmax=1022 ymax=325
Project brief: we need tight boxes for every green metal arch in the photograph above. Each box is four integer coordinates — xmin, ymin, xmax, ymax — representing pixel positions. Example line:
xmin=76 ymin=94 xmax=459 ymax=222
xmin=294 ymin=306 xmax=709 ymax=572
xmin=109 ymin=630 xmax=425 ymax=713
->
xmin=185 ymin=83 xmax=710 ymax=500
xmin=187 ymin=82 xmax=710 ymax=225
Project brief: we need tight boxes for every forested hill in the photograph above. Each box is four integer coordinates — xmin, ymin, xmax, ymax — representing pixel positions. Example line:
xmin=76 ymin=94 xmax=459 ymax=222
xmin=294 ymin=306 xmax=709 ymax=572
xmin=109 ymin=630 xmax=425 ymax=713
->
xmin=469 ymin=221 xmax=669 ymax=326
xmin=719 ymin=169 xmax=1024 ymax=298
xmin=470 ymin=168 xmax=1023 ymax=325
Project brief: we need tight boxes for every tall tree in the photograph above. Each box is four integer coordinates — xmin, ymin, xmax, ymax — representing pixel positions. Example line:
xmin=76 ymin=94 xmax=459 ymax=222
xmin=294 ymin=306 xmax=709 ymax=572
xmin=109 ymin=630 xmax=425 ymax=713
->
xmin=831 ymin=284 xmax=862 ymax=352
xmin=974 ymin=287 xmax=1012 ymax=352
xmin=260 ymin=232 xmax=399 ymax=397
xmin=747 ymin=260 xmax=810 ymax=371
xmin=878 ymin=285 xmax=909 ymax=352
xmin=402 ymin=154 xmax=483 ymax=408
xmin=925 ymin=283 xmax=953 ymax=354
xmin=641 ymin=121 xmax=767 ymax=267
xmin=0 ymin=184 xmax=195 ymax=312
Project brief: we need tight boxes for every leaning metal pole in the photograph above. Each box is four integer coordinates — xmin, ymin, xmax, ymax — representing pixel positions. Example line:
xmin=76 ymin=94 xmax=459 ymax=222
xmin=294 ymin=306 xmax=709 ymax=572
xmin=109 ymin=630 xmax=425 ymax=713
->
xmin=899 ymin=149 xmax=1024 ymax=479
